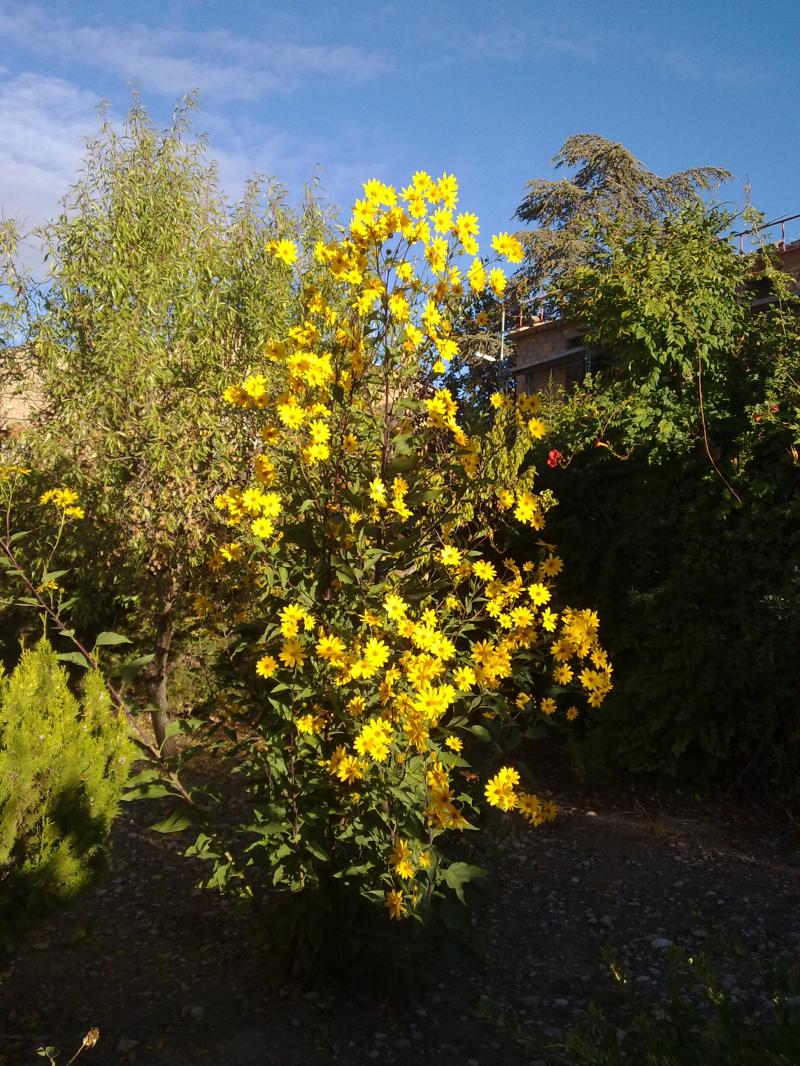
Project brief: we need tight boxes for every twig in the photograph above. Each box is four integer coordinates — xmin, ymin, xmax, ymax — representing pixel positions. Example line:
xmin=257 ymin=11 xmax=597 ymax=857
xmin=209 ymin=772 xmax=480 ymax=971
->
xmin=696 ymin=355 xmax=742 ymax=505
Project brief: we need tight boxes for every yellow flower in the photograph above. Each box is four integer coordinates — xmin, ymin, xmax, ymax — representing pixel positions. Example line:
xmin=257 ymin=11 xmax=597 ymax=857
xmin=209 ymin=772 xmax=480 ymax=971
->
xmin=491 ymin=232 xmax=524 ymax=264
xmin=540 ymin=555 xmax=564 ymax=577
xmin=354 ymin=717 xmax=393 ymax=762
xmin=251 ymin=517 xmax=275 ymax=538
xmin=467 ymin=258 xmax=486 ymax=293
xmin=336 ymin=753 xmax=366 ymax=784
xmin=485 ymin=767 xmax=520 ymax=811
xmin=472 ymin=560 xmax=496 ymax=581
xmin=436 ymin=172 xmax=459 ymax=210
xmin=515 ymin=692 xmax=531 ymax=709
xmin=385 ymin=889 xmax=406 ymax=920
xmin=527 ymin=583 xmax=551 ymax=606
xmin=439 ymin=545 xmax=462 ymax=567
xmin=488 ymin=267 xmax=507 ymax=296
xmin=390 ymin=838 xmax=415 ymax=879
xmin=445 ymin=735 xmax=463 ymax=754
xmin=370 ymin=477 xmax=387 ymax=506
xmin=297 ymin=712 xmax=324 ymax=735
xmin=540 ymin=697 xmax=557 ymax=716
xmin=517 ymin=792 xmax=543 ymax=826
xmin=316 ymin=632 xmax=347 ymax=664
xmin=453 ymin=665 xmax=476 ymax=690
xmin=255 ymin=654 xmax=278 ymax=679
xmin=528 ymin=417 xmax=547 ymax=440
xmin=279 ymin=639 xmax=306 ymax=669
xmin=269 ymin=239 xmax=298 ymax=266
xmin=383 ymin=593 xmax=408 ymax=621
xmin=389 ymin=292 xmax=410 ymax=322
xmin=279 ymin=603 xmax=310 ymax=637
xmin=40 ymin=487 xmax=82 ymax=515
xmin=566 ymin=706 xmax=579 ymax=721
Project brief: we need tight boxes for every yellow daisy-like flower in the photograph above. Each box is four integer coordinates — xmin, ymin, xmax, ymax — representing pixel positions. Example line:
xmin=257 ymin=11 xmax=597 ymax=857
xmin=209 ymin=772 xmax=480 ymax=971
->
xmin=540 ymin=697 xmax=557 ymax=716
xmin=528 ymin=583 xmax=551 ymax=606
xmin=279 ymin=639 xmax=306 ymax=669
xmin=439 ymin=545 xmax=462 ymax=567
xmin=485 ymin=767 xmax=520 ymax=811
xmin=472 ymin=560 xmax=496 ymax=581
xmin=528 ymin=417 xmax=547 ymax=440
xmin=553 ymin=663 xmax=573 ymax=685
xmin=255 ymin=654 xmax=278 ymax=679
xmin=490 ymin=231 xmax=524 ymax=264
xmin=269 ymin=238 xmax=298 ymax=266
xmin=445 ymin=735 xmax=463 ymax=754
xmin=385 ymin=889 xmax=406 ymax=920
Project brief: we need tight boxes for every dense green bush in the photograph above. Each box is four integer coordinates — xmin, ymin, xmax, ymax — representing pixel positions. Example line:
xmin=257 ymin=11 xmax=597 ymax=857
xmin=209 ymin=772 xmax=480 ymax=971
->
xmin=0 ymin=640 xmax=134 ymax=942
xmin=530 ymin=207 xmax=800 ymax=795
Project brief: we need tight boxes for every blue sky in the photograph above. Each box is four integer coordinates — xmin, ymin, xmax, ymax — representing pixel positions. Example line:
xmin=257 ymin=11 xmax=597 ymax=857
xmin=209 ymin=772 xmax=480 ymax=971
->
xmin=1 ymin=0 xmax=799 ymax=252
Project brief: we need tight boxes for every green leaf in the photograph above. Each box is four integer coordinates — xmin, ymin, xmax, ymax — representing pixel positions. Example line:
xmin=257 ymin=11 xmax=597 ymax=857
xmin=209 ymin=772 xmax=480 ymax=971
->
xmin=40 ymin=569 xmax=69 ymax=584
xmin=56 ymin=651 xmax=91 ymax=669
xmin=150 ymin=809 xmax=194 ymax=833
xmin=94 ymin=630 xmax=133 ymax=646
xmin=444 ymin=861 xmax=486 ymax=903
xmin=468 ymin=724 xmax=491 ymax=741
xmin=117 ymin=653 xmax=154 ymax=684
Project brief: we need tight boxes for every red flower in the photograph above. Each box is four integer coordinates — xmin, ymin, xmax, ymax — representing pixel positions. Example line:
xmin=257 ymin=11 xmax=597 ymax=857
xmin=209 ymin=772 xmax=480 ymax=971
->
xmin=547 ymin=449 xmax=563 ymax=468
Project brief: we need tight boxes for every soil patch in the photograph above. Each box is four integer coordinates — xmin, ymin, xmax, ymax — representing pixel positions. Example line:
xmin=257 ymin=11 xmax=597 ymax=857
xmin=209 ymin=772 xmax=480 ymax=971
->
xmin=2 ymin=770 xmax=799 ymax=1065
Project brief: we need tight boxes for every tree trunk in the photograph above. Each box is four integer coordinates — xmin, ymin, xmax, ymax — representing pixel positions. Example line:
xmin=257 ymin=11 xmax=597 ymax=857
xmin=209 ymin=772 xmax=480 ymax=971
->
xmin=146 ymin=603 xmax=177 ymax=758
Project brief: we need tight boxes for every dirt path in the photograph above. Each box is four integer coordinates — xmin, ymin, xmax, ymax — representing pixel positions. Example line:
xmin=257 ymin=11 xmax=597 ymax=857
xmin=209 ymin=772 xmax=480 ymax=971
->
xmin=2 ymin=778 xmax=799 ymax=1065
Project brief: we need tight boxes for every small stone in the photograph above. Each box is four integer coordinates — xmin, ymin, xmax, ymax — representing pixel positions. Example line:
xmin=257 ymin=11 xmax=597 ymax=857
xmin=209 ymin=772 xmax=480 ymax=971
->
xmin=553 ymin=997 xmax=569 ymax=1007
xmin=651 ymin=938 xmax=672 ymax=949
xmin=116 ymin=1037 xmax=139 ymax=1054
xmin=189 ymin=1005 xmax=204 ymax=1022
xmin=601 ymin=915 xmax=613 ymax=928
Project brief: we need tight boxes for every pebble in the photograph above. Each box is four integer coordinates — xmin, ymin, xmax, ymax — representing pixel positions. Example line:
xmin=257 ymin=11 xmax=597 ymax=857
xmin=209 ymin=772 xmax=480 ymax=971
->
xmin=651 ymin=938 xmax=672 ymax=949
xmin=116 ymin=1037 xmax=139 ymax=1054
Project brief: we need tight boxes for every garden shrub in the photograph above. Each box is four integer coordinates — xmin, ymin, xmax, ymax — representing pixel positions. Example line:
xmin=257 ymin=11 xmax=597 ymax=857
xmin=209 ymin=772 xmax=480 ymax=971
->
xmin=529 ymin=207 xmax=800 ymax=794
xmin=0 ymin=640 xmax=134 ymax=942
xmin=176 ymin=171 xmax=611 ymax=964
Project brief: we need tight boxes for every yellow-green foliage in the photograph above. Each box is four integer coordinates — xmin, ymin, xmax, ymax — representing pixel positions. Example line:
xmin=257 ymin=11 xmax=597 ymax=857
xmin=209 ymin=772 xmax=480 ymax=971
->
xmin=0 ymin=641 xmax=134 ymax=906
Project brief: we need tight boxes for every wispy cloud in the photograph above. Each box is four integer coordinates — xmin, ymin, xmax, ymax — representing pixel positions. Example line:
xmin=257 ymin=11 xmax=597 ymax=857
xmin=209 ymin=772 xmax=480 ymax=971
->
xmin=0 ymin=73 xmax=101 ymax=229
xmin=0 ymin=3 xmax=390 ymax=101
xmin=654 ymin=44 xmax=768 ymax=90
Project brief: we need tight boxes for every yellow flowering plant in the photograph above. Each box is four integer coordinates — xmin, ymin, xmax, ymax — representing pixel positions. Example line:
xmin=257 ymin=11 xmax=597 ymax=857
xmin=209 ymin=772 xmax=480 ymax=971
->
xmin=193 ymin=171 xmax=612 ymax=949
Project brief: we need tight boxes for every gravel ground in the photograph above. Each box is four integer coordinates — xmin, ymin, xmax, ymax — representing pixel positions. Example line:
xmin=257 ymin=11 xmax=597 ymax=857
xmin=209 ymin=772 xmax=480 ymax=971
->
xmin=2 ymin=778 xmax=799 ymax=1065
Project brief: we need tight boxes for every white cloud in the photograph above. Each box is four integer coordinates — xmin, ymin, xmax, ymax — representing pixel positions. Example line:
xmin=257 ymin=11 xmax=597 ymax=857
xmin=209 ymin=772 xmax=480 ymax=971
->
xmin=0 ymin=4 xmax=389 ymax=101
xmin=654 ymin=44 xmax=768 ymax=90
xmin=0 ymin=73 xmax=101 ymax=232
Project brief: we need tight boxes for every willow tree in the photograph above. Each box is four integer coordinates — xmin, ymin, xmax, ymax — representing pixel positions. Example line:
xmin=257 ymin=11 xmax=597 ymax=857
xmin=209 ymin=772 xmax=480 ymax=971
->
xmin=2 ymin=98 xmax=330 ymax=751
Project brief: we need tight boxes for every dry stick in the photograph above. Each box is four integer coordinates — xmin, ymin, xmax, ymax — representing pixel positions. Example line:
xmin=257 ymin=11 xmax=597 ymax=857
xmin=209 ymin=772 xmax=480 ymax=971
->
xmin=0 ymin=537 xmax=194 ymax=806
xmin=64 ymin=1029 xmax=100 ymax=1066
xmin=696 ymin=355 xmax=742 ymax=506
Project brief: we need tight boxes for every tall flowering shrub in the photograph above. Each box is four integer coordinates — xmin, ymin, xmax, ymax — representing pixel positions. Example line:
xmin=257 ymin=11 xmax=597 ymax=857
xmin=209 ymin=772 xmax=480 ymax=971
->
xmin=203 ymin=172 xmax=612 ymax=925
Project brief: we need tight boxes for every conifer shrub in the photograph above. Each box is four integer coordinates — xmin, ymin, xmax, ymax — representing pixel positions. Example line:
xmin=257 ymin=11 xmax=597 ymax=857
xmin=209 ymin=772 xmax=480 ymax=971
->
xmin=0 ymin=640 xmax=134 ymax=941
